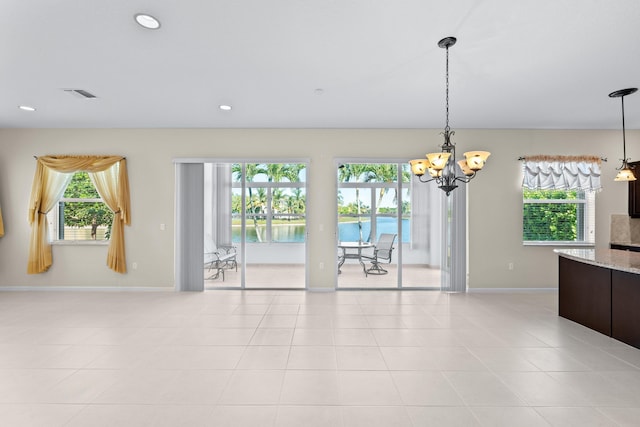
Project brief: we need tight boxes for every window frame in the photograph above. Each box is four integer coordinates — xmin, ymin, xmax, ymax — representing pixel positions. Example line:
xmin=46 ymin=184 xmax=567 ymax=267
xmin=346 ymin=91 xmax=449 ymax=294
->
xmin=336 ymin=162 xmax=410 ymax=244
xmin=47 ymin=173 xmax=112 ymax=245
xmin=522 ymin=189 xmax=595 ymax=247
xmin=231 ymin=162 xmax=307 ymax=244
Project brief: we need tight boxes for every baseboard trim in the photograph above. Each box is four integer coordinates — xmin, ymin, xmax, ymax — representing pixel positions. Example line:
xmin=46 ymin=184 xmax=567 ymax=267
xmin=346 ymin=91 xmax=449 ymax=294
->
xmin=0 ymin=286 xmax=558 ymax=293
xmin=0 ymin=286 xmax=174 ymax=292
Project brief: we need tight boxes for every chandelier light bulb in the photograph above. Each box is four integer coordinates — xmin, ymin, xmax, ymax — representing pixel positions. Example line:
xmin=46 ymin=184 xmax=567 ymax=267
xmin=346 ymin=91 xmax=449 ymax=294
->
xmin=464 ymin=151 xmax=491 ymax=171
xmin=615 ymin=168 xmax=636 ymax=181
xmin=457 ymin=160 xmax=475 ymax=176
xmin=426 ymin=152 xmax=451 ymax=170
xmin=428 ymin=168 xmax=442 ymax=178
xmin=409 ymin=159 xmax=430 ymax=176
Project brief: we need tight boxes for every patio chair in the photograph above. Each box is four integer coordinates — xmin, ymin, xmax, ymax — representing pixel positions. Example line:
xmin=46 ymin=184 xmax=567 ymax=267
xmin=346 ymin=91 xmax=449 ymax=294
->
xmin=204 ymin=244 xmax=237 ymax=280
xmin=362 ymin=233 xmax=396 ymax=275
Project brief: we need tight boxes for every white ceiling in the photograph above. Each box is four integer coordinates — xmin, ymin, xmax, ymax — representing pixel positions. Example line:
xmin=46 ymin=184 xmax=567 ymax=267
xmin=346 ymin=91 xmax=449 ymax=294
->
xmin=1 ymin=0 xmax=639 ymax=129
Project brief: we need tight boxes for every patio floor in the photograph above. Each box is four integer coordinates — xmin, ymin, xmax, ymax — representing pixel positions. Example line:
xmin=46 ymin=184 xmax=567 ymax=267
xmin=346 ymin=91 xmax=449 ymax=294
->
xmin=205 ymin=263 xmax=441 ymax=290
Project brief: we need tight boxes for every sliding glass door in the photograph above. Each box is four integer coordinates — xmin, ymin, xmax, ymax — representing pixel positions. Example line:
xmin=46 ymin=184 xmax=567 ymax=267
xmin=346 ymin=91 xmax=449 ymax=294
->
xmin=205 ymin=161 xmax=307 ymax=289
xmin=336 ymin=161 xmax=442 ymax=289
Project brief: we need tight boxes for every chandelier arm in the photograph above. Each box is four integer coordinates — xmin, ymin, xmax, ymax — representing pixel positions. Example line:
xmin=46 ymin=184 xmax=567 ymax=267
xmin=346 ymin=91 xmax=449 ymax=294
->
xmin=417 ymin=175 xmax=437 ymax=183
xmin=452 ymin=175 xmax=474 ymax=184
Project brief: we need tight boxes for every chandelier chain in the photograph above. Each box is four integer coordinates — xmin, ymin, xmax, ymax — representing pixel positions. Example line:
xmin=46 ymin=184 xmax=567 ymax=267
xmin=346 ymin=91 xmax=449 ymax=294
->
xmin=444 ymin=44 xmax=450 ymax=133
xmin=622 ymin=95 xmax=627 ymax=161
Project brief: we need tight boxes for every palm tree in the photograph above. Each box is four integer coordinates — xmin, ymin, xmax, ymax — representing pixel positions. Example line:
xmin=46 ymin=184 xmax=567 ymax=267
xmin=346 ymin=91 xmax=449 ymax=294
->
xmin=338 ymin=163 xmax=375 ymax=242
xmin=370 ymin=164 xmax=398 ymax=213
xmin=232 ymin=163 xmax=266 ymax=242
xmin=253 ymin=188 xmax=268 ymax=217
xmin=284 ymin=164 xmax=305 ymax=183
xmin=266 ymin=163 xmax=287 ymax=183
xmin=292 ymin=188 xmax=305 ymax=215
xmin=269 ymin=163 xmax=306 ymax=221
xmin=272 ymin=188 xmax=284 ymax=215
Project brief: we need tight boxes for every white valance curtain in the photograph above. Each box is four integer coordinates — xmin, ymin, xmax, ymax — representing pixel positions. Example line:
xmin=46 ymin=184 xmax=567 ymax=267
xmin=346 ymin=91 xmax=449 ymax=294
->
xmin=522 ymin=155 xmax=602 ymax=191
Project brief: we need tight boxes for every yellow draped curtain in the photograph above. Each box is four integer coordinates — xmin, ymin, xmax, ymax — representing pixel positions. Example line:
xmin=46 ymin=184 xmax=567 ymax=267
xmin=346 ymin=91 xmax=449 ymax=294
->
xmin=27 ymin=155 xmax=131 ymax=274
xmin=0 ymin=205 xmax=4 ymax=237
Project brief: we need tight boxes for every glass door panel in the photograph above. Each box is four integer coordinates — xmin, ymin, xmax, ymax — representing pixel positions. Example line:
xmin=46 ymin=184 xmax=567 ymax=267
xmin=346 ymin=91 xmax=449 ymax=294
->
xmin=402 ymin=175 xmax=442 ymax=289
xmin=204 ymin=162 xmax=241 ymax=288
xmin=205 ymin=162 xmax=306 ymax=289
xmin=243 ymin=163 xmax=307 ymax=289
xmin=336 ymin=162 xmax=442 ymax=289
xmin=337 ymin=163 xmax=398 ymax=289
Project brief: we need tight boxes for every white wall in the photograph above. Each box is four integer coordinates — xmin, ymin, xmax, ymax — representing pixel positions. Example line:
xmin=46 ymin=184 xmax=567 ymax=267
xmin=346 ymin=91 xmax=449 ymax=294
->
xmin=0 ymin=128 xmax=635 ymax=290
xmin=468 ymin=130 xmax=634 ymax=289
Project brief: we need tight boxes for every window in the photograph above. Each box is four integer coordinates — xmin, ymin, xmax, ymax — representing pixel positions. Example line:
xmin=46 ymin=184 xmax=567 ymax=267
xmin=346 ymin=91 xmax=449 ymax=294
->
xmin=231 ymin=163 xmax=306 ymax=243
xmin=337 ymin=162 xmax=410 ymax=243
xmin=48 ymin=172 xmax=113 ymax=241
xmin=523 ymin=189 xmax=595 ymax=245
xmin=521 ymin=155 xmax=601 ymax=246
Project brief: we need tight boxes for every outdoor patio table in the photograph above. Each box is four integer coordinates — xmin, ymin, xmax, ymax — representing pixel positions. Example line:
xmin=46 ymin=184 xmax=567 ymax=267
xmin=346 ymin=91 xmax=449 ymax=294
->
xmin=338 ymin=241 xmax=374 ymax=275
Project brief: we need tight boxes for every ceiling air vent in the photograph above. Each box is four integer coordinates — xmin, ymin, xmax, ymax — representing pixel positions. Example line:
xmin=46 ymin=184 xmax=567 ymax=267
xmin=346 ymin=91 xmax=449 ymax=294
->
xmin=62 ymin=89 xmax=97 ymax=99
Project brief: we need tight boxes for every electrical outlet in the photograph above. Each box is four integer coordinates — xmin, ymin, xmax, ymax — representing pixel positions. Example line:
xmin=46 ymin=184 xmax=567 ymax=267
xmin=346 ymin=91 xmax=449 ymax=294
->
xmin=132 ymin=262 xmax=138 ymax=270
xmin=508 ymin=262 xmax=514 ymax=270
xmin=319 ymin=262 xmax=325 ymax=270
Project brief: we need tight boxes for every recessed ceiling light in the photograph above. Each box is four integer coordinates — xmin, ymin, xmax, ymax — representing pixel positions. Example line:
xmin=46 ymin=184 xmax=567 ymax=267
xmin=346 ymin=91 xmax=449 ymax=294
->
xmin=219 ymin=105 xmax=232 ymax=111
xmin=18 ymin=105 xmax=36 ymax=112
xmin=134 ymin=13 xmax=161 ymax=30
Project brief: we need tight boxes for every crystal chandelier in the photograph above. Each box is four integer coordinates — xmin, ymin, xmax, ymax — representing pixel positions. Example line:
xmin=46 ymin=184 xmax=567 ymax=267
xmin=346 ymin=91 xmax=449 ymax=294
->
xmin=610 ymin=88 xmax=637 ymax=181
xmin=409 ymin=37 xmax=490 ymax=196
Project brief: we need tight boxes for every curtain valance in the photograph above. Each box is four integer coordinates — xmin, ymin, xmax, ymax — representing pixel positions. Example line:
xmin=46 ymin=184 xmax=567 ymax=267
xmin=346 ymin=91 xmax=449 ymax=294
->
xmin=27 ymin=155 xmax=131 ymax=274
xmin=37 ymin=155 xmax=126 ymax=173
xmin=521 ymin=155 xmax=602 ymax=192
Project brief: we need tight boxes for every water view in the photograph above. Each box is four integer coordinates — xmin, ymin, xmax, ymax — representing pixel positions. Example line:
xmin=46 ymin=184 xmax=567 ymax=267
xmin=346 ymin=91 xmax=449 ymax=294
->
xmin=338 ymin=217 xmax=410 ymax=242
xmin=233 ymin=217 xmax=410 ymax=243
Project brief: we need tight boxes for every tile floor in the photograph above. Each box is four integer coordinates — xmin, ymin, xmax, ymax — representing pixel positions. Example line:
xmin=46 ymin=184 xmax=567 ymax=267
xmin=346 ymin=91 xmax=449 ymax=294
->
xmin=1 ymin=290 xmax=640 ymax=426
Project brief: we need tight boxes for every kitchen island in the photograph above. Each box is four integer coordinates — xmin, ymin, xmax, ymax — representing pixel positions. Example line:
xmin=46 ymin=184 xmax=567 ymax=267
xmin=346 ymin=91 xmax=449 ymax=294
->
xmin=556 ymin=248 xmax=640 ymax=348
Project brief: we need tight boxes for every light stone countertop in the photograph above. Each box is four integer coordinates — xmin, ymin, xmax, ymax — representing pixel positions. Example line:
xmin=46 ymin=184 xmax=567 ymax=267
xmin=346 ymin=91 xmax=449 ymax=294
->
xmin=555 ymin=248 xmax=640 ymax=275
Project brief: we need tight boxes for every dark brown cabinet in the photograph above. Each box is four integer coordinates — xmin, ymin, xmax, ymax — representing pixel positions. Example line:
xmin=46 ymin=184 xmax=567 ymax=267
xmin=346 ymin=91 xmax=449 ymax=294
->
xmin=558 ymin=254 xmax=640 ymax=349
xmin=628 ymin=161 xmax=640 ymax=217
xmin=559 ymin=257 xmax=611 ymax=336
xmin=612 ymin=270 xmax=640 ymax=348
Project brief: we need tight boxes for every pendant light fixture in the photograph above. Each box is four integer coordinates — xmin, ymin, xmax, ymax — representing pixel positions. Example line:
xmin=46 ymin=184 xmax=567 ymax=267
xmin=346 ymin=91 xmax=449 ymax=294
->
xmin=610 ymin=88 xmax=637 ymax=181
xmin=409 ymin=37 xmax=490 ymax=196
